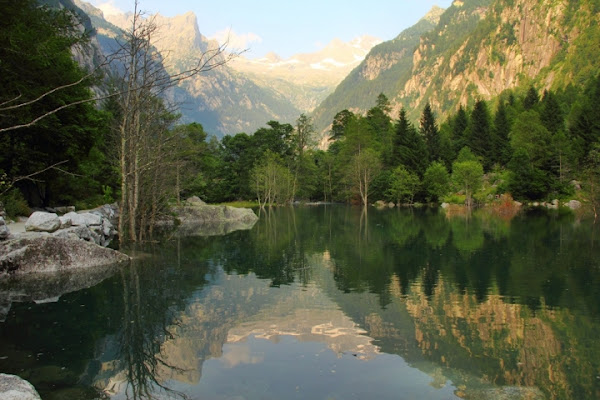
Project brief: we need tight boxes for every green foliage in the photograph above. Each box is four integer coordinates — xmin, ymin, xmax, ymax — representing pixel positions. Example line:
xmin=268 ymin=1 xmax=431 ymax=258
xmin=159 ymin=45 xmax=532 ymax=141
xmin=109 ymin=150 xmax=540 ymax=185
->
xmin=393 ymin=108 xmax=428 ymax=176
xmin=456 ymin=147 xmax=479 ymax=163
xmin=492 ymin=101 xmax=511 ymax=166
xmin=451 ymin=105 xmax=469 ymax=154
xmin=498 ymin=23 xmax=517 ymax=45
xmin=420 ymin=103 xmax=441 ymax=162
xmin=0 ymin=189 xmax=31 ymax=218
xmin=423 ymin=161 xmax=450 ymax=202
xmin=523 ymin=86 xmax=540 ymax=110
xmin=388 ymin=166 xmax=420 ymax=204
xmin=250 ymin=150 xmax=294 ymax=207
xmin=569 ymin=74 xmax=600 ymax=162
xmin=330 ymin=109 xmax=354 ymax=140
xmin=452 ymin=157 xmax=484 ymax=207
xmin=0 ymin=0 xmax=107 ymax=207
xmin=347 ymin=148 xmax=382 ymax=206
xmin=443 ymin=193 xmax=467 ymax=205
xmin=466 ymin=100 xmax=493 ymax=169
xmin=510 ymin=110 xmax=553 ymax=169
xmin=540 ymin=90 xmax=564 ymax=135
xmin=507 ymin=149 xmax=551 ymax=200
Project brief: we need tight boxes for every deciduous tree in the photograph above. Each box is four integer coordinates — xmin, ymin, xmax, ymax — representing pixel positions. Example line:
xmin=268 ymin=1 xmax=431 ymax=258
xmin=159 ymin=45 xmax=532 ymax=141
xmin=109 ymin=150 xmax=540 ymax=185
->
xmin=452 ymin=148 xmax=484 ymax=208
xmin=387 ymin=166 xmax=420 ymax=205
xmin=423 ymin=161 xmax=450 ymax=203
xmin=347 ymin=149 xmax=382 ymax=207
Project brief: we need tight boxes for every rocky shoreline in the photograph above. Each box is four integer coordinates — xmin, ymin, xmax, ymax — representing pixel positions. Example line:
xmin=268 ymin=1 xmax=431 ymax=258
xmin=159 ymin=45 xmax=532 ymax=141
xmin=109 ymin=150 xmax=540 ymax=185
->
xmin=0 ymin=198 xmax=258 ymax=396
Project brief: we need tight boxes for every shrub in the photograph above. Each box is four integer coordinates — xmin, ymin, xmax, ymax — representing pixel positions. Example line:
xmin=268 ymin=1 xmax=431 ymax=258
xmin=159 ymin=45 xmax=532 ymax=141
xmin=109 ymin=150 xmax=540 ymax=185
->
xmin=1 ymin=189 xmax=31 ymax=218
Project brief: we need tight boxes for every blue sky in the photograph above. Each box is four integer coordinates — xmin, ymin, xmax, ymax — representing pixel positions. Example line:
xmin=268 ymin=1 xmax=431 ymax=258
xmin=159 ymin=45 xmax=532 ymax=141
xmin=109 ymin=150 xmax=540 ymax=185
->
xmin=88 ymin=0 xmax=453 ymax=59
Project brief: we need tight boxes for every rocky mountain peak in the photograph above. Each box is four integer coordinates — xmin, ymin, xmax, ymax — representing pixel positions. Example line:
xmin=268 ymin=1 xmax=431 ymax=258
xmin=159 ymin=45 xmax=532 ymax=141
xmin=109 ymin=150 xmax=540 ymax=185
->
xmin=422 ymin=5 xmax=445 ymax=24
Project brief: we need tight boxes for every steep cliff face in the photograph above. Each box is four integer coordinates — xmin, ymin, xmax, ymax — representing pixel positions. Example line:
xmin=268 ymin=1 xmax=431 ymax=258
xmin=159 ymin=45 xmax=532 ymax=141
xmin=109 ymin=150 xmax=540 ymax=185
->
xmin=399 ymin=0 xmax=598 ymax=121
xmin=97 ymin=10 xmax=301 ymax=137
xmin=311 ymin=5 xmax=446 ymax=132
xmin=314 ymin=0 xmax=600 ymax=132
xmin=83 ymin=4 xmax=379 ymax=137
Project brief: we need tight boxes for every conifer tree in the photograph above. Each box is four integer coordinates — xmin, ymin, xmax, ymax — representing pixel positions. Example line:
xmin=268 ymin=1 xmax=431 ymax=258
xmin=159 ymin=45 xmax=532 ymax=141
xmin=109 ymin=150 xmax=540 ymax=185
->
xmin=492 ymin=101 xmax=511 ymax=166
xmin=394 ymin=108 xmax=428 ymax=176
xmin=331 ymin=109 xmax=354 ymax=140
xmin=420 ymin=103 xmax=440 ymax=163
xmin=570 ymin=74 xmax=600 ymax=162
xmin=467 ymin=100 xmax=492 ymax=169
xmin=540 ymin=90 xmax=564 ymax=135
xmin=523 ymin=85 xmax=540 ymax=110
xmin=367 ymin=94 xmax=393 ymax=164
xmin=451 ymin=105 xmax=469 ymax=154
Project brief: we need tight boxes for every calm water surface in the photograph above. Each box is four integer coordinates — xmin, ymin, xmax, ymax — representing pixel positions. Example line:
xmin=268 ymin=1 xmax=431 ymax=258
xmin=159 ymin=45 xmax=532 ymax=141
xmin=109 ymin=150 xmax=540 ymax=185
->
xmin=1 ymin=206 xmax=600 ymax=399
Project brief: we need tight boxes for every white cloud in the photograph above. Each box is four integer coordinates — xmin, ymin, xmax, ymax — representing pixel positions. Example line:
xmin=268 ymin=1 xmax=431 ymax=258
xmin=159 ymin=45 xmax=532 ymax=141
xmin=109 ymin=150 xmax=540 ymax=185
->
xmin=89 ymin=0 xmax=124 ymax=16
xmin=210 ymin=29 xmax=262 ymax=51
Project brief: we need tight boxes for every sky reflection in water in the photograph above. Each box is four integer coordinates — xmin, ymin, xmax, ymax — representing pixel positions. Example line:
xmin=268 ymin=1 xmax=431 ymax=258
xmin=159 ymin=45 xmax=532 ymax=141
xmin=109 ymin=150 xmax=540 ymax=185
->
xmin=1 ymin=206 xmax=599 ymax=400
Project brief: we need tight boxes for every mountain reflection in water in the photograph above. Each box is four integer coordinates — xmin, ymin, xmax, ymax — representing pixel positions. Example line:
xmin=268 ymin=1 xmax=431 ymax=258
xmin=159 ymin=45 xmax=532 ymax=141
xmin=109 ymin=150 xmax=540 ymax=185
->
xmin=0 ymin=206 xmax=599 ymax=400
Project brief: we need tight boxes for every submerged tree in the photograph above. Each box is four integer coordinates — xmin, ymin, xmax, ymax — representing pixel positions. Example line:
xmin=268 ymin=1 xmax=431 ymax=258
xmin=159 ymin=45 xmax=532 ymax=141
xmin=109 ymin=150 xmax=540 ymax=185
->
xmin=250 ymin=151 xmax=293 ymax=208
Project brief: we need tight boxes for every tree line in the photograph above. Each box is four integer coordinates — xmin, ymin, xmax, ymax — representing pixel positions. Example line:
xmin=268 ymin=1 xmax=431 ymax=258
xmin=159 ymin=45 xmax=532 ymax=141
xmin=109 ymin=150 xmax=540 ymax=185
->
xmin=188 ymin=80 xmax=600 ymax=213
xmin=2 ymin=0 xmax=600 ymax=243
xmin=0 ymin=0 xmax=233 ymax=242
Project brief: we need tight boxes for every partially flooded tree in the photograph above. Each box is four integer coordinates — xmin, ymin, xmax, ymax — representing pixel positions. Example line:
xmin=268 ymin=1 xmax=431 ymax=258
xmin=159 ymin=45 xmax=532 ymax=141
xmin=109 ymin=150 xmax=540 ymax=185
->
xmin=347 ymin=148 xmax=382 ymax=207
xmin=112 ymin=1 xmax=239 ymax=242
xmin=387 ymin=165 xmax=420 ymax=205
xmin=250 ymin=151 xmax=293 ymax=208
xmin=452 ymin=148 xmax=484 ymax=208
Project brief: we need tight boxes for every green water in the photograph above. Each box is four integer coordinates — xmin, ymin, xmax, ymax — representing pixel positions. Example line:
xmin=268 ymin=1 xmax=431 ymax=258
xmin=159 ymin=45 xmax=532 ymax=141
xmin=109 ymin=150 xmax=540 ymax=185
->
xmin=1 ymin=206 xmax=600 ymax=399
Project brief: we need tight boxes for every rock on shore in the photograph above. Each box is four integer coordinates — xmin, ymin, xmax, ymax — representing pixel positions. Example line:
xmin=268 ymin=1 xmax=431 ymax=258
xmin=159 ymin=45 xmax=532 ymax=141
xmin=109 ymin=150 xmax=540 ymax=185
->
xmin=0 ymin=235 xmax=130 ymax=276
xmin=0 ymin=374 xmax=41 ymax=400
xmin=160 ymin=198 xmax=259 ymax=236
xmin=19 ymin=207 xmax=117 ymax=247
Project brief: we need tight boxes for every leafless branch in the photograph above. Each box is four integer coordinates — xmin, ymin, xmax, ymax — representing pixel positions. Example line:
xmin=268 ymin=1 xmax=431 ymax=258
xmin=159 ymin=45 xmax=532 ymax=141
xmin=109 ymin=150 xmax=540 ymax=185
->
xmin=0 ymin=160 xmax=69 ymax=196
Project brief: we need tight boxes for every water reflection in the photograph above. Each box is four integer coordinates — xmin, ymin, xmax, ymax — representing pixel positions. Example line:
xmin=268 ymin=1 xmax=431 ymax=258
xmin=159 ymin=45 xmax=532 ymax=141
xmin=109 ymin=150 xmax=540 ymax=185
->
xmin=1 ymin=206 xmax=599 ymax=399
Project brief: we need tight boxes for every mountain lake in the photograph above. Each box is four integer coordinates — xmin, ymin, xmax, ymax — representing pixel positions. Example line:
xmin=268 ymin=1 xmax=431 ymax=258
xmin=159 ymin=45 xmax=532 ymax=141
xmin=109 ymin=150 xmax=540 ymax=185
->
xmin=1 ymin=205 xmax=599 ymax=399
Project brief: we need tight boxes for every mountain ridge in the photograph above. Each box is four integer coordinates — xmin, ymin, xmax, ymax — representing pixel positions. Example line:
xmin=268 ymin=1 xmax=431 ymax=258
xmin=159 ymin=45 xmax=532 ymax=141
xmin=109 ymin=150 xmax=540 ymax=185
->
xmin=312 ymin=0 xmax=600 ymax=134
xmin=80 ymin=1 xmax=381 ymax=136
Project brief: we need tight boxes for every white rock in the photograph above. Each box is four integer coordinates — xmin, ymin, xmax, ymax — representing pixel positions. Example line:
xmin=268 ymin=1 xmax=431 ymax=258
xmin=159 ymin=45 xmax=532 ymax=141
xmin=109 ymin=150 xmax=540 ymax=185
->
xmin=24 ymin=212 xmax=60 ymax=233
xmin=64 ymin=211 xmax=102 ymax=226
xmin=566 ymin=200 xmax=581 ymax=210
xmin=0 ymin=374 xmax=41 ymax=400
xmin=102 ymin=218 xmax=114 ymax=237
xmin=186 ymin=196 xmax=206 ymax=206
xmin=59 ymin=215 xmax=72 ymax=229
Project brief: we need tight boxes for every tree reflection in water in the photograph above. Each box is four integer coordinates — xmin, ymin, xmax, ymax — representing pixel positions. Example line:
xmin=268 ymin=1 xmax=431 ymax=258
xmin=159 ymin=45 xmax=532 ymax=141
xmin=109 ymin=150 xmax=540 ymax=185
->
xmin=4 ymin=206 xmax=598 ymax=399
xmin=108 ymin=206 xmax=600 ymax=399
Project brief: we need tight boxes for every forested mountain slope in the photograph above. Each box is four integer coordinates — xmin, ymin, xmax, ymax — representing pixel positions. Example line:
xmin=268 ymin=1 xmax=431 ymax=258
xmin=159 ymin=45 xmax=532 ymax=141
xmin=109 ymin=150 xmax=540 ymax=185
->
xmin=311 ymin=5 xmax=447 ymax=132
xmin=313 ymin=0 xmax=600 ymax=132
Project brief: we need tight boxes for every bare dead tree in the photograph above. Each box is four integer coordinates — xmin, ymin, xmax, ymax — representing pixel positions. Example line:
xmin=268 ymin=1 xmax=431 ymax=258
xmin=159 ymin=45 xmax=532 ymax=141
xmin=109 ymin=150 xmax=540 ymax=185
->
xmin=112 ymin=1 xmax=241 ymax=243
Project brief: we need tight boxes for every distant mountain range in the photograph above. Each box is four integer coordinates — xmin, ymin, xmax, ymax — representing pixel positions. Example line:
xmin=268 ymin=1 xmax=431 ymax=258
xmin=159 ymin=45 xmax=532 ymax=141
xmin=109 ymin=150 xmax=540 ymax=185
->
xmin=313 ymin=0 xmax=600 ymax=132
xmin=229 ymin=36 xmax=381 ymax=112
xmin=52 ymin=0 xmax=600 ymax=139
xmin=73 ymin=0 xmax=380 ymax=137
